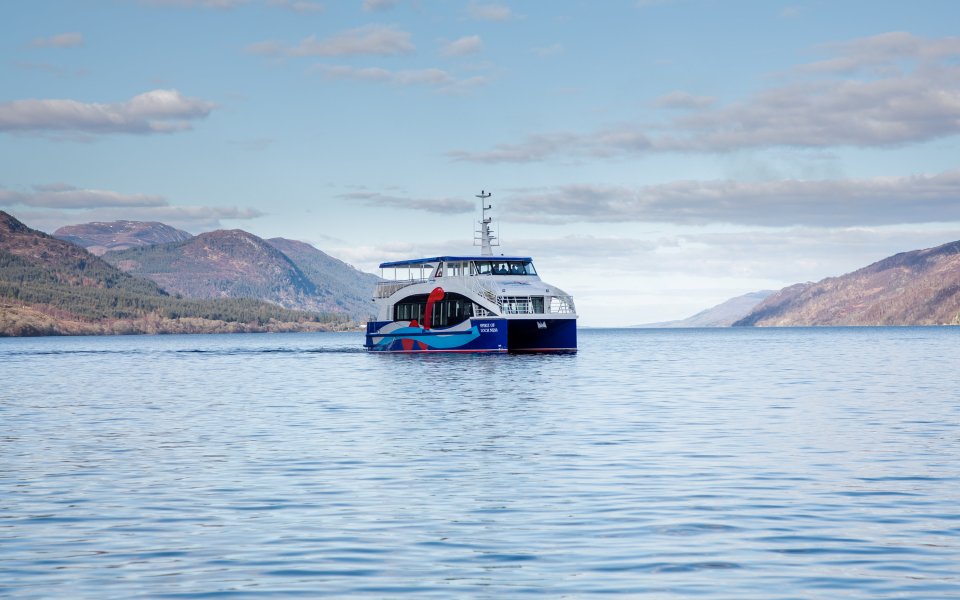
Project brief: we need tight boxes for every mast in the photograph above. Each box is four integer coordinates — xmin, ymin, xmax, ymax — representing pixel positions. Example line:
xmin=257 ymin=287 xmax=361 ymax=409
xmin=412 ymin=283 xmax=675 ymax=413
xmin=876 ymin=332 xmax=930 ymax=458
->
xmin=474 ymin=190 xmax=499 ymax=256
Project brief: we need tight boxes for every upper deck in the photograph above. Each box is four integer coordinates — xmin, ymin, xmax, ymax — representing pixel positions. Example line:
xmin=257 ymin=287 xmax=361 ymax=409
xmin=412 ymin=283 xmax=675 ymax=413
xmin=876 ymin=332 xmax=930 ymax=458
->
xmin=377 ymin=256 xmax=540 ymax=297
xmin=379 ymin=256 xmax=533 ymax=269
xmin=375 ymin=255 xmax=575 ymax=316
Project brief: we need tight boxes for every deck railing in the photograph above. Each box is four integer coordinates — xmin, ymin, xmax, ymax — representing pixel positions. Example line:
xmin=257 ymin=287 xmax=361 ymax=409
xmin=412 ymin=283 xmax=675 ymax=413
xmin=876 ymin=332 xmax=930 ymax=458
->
xmin=375 ymin=278 xmax=429 ymax=299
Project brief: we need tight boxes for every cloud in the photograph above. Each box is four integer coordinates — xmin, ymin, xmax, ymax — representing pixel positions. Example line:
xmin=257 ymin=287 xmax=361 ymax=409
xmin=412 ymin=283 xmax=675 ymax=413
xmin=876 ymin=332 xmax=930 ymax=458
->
xmin=0 ymin=184 xmax=167 ymax=209
xmin=313 ymin=65 xmax=487 ymax=91
xmin=467 ymin=2 xmax=514 ymax=21
xmin=803 ymin=31 xmax=960 ymax=74
xmin=533 ymin=43 xmax=563 ymax=58
xmin=655 ymin=91 xmax=716 ymax=109
xmin=0 ymin=89 xmax=216 ymax=136
xmin=780 ymin=6 xmax=801 ymax=19
xmin=450 ymin=32 xmax=960 ymax=162
xmin=498 ymin=169 xmax=960 ymax=227
xmin=14 ymin=206 xmax=264 ymax=235
xmin=441 ymin=35 xmax=482 ymax=57
xmin=341 ymin=191 xmax=474 ymax=214
xmin=140 ymin=0 xmax=247 ymax=8
xmin=248 ymin=25 xmax=414 ymax=57
xmin=268 ymin=0 xmax=324 ymax=12
xmin=362 ymin=0 xmax=398 ymax=11
xmin=1 ymin=183 xmax=264 ymax=233
xmin=29 ymin=33 xmax=84 ymax=48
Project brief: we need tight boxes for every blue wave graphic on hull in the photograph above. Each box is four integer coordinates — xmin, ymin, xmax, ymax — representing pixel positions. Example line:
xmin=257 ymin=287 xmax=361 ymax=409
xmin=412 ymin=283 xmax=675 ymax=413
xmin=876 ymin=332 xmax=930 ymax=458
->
xmin=374 ymin=326 xmax=481 ymax=350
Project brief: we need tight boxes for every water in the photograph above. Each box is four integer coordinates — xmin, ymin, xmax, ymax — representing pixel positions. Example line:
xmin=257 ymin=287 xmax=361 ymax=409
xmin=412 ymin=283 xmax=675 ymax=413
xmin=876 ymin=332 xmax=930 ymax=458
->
xmin=2 ymin=327 xmax=959 ymax=598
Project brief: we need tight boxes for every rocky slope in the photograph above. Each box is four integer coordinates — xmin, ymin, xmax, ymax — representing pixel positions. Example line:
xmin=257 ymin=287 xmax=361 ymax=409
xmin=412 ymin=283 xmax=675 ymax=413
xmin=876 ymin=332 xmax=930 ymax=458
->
xmin=54 ymin=220 xmax=192 ymax=255
xmin=735 ymin=240 xmax=960 ymax=326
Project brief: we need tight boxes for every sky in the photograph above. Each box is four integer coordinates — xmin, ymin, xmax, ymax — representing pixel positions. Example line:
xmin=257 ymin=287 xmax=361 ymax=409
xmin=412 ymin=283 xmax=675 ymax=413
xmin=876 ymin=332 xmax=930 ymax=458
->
xmin=2 ymin=0 xmax=960 ymax=326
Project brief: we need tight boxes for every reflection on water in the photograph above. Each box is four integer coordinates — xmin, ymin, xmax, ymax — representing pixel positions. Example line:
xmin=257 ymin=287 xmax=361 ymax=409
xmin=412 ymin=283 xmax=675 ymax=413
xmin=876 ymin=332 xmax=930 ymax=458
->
xmin=2 ymin=328 xmax=959 ymax=598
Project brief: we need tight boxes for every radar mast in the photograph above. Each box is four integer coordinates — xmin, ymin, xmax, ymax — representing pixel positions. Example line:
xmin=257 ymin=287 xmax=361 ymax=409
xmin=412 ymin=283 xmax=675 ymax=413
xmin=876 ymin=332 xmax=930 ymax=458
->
xmin=474 ymin=190 xmax=499 ymax=256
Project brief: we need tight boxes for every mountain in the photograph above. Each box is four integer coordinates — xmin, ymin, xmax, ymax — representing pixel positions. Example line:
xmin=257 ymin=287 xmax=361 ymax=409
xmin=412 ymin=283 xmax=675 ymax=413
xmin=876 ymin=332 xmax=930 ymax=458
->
xmin=54 ymin=220 xmax=192 ymax=255
xmin=636 ymin=291 xmax=775 ymax=328
xmin=102 ymin=229 xmax=331 ymax=312
xmin=735 ymin=240 xmax=960 ymax=326
xmin=266 ymin=237 xmax=377 ymax=319
xmin=0 ymin=211 xmax=340 ymax=336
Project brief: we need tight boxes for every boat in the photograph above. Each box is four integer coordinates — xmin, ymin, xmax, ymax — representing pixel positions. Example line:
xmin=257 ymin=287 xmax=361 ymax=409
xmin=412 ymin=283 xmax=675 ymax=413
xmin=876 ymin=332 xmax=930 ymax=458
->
xmin=364 ymin=191 xmax=577 ymax=353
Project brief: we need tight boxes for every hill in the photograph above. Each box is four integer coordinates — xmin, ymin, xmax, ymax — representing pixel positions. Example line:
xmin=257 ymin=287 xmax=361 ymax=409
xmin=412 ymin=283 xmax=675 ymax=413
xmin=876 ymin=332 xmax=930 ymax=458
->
xmin=267 ymin=237 xmax=377 ymax=319
xmin=0 ymin=211 xmax=342 ymax=336
xmin=734 ymin=240 xmax=960 ymax=326
xmin=636 ymin=291 xmax=774 ymax=328
xmin=102 ymin=230 xmax=330 ymax=312
xmin=54 ymin=220 xmax=192 ymax=255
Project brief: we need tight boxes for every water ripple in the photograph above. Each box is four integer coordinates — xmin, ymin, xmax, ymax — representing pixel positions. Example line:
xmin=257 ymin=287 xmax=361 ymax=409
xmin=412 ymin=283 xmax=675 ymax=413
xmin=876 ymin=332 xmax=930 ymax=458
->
xmin=2 ymin=328 xmax=960 ymax=598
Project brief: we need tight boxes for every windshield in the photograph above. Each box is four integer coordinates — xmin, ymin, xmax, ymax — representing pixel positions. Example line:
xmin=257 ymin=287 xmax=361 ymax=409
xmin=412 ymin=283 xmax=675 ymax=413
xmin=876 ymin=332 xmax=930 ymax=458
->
xmin=473 ymin=260 xmax=537 ymax=276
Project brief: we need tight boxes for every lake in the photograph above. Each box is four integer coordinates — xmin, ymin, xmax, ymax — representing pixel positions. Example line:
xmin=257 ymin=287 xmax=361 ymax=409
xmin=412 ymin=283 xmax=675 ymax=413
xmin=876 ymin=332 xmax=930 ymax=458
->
xmin=2 ymin=327 xmax=959 ymax=598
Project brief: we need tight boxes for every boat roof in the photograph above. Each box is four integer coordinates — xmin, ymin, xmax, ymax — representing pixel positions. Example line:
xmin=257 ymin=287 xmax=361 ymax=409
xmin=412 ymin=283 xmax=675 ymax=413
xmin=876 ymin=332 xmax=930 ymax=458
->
xmin=379 ymin=255 xmax=533 ymax=268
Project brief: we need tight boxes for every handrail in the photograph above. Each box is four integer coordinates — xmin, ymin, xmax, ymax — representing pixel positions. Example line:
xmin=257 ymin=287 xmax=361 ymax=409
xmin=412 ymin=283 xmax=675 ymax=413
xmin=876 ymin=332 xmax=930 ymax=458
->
xmin=375 ymin=278 xmax=429 ymax=299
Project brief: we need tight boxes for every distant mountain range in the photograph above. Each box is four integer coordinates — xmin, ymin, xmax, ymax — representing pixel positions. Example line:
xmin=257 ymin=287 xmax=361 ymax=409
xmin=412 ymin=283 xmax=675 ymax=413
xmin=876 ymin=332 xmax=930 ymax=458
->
xmin=635 ymin=291 xmax=775 ymax=328
xmin=53 ymin=221 xmax=378 ymax=322
xmin=734 ymin=239 xmax=960 ymax=326
xmin=1 ymin=212 xmax=343 ymax=336
xmin=4 ymin=209 xmax=960 ymax=335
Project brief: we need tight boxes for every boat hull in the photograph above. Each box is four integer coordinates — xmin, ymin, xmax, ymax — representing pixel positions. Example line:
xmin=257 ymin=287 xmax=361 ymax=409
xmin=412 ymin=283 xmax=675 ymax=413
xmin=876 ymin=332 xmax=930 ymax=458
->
xmin=364 ymin=317 xmax=576 ymax=353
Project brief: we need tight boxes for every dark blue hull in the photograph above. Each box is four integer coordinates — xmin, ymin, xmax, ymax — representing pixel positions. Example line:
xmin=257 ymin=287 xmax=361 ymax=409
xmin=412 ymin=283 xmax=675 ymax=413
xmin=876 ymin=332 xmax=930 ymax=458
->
xmin=507 ymin=318 xmax=577 ymax=353
xmin=365 ymin=317 xmax=576 ymax=353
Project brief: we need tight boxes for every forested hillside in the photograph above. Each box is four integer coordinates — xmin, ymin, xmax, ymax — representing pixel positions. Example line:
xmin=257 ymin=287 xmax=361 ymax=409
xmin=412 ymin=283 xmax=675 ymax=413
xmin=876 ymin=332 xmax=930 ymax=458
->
xmin=267 ymin=237 xmax=377 ymax=319
xmin=0 ymin=211 xmax=344 ymax=336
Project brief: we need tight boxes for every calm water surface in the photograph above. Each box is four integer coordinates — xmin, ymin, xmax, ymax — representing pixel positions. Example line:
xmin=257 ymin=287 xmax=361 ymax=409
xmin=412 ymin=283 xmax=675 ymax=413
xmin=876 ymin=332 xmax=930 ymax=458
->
xmin=2 ymin=328 xmax=959 ymax=598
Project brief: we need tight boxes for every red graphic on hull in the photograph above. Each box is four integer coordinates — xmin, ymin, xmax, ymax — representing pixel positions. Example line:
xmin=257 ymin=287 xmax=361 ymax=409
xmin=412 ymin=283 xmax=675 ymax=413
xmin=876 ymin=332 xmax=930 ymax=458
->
xmin=422 ymin=287 xmax=445 ymax=330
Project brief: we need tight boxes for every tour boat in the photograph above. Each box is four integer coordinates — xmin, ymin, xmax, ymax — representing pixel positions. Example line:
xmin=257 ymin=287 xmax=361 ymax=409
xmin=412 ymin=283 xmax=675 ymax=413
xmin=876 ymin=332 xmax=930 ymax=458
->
xmin=364 ymin=192 xmax=577 ymax=353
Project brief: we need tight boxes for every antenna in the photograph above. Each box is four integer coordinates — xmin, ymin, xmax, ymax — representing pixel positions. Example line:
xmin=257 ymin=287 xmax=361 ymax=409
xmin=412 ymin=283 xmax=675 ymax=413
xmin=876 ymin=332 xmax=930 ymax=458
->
xmin=474 ymin=190 xmax=499 ymax=256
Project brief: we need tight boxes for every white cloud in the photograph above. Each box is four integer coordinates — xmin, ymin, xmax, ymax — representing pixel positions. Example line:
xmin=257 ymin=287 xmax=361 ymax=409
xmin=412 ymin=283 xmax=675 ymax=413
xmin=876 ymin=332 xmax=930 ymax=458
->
xmin=450 ymin=32 xmax=960 ymax=162
xmin=441 ymin=35 xmax=482 ymax=57
xmin=803 ymin=31 xmax=960 ymax=74
xmin=248 ymin=25 xmax=414 ymax=57
xmin=268 ymin=0 xmax=324 ymax=12
xmin=0 ymin=184 xmax=167 ymax=209
xmin=467 ymin=2 xmax=513 ymax=21
xmin=533 ymin=43 xmax=563 ymax=58
xmin=0 ymin=89 xmax=216 ymax=136
xmin=314 ymin=65 xmax=487 ymax=91
xmin=655 ymin=91 xmax=716 ymax=109
xmin=15 ymin=206 xmax=264 ymax=235
xmin=29 ymin=33 xmax=84 ymax=48
xmin=362 ymin=0 xmax=398 ymax=11
xmin=498 ymin=169 xmax=960 ymax=227
xmin=1 ymin=184 xmax=264 ymax=233
xmin=341 ymin=191 xmax=474 ymax=214
xmin=140 ymin=0 xmax=247 ymax=8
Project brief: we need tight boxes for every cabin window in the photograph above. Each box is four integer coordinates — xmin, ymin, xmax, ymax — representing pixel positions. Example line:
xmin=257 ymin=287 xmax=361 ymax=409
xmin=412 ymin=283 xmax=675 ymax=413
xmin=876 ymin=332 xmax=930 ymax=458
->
xmin=445 ymin=262 xmax=465 ymax=277
xmin=471 ymin=260 xmax=537 ymax=276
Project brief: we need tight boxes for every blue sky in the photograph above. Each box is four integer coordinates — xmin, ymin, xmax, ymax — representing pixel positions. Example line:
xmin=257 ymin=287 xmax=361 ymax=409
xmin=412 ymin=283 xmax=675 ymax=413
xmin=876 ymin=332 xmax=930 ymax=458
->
xmin=2 ymin=0 xmax=960 ymax=326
